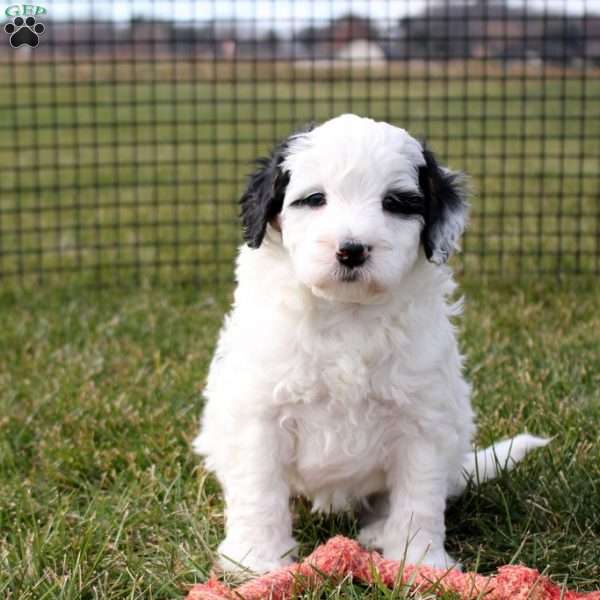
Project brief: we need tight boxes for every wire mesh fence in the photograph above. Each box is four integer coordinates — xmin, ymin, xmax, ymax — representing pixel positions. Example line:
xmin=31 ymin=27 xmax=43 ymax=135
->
xmin=0 ymin=0 xmax=598 ymax=288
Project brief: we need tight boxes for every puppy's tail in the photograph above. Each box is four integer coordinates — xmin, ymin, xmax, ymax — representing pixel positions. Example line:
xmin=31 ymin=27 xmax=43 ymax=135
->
xmin=448 ymin=434 xmax=551 ymax=498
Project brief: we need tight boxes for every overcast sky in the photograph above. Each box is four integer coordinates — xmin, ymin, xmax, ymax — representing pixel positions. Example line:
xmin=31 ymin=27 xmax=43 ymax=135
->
xmin=48 ymin=1 xmax=600 ymax=27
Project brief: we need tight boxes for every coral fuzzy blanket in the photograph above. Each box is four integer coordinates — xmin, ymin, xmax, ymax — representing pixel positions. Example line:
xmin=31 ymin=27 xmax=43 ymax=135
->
xmin=186 ymin=536 xmax=599 ymax=600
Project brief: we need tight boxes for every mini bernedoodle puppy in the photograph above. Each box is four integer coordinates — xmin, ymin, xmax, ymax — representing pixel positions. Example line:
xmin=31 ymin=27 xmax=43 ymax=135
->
xmin=194 ymin=114 xmax=548 ymax=574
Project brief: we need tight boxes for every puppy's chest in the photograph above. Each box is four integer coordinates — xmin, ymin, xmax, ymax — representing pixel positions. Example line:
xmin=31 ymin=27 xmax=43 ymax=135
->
xmin=275 ymin=332 xmax=418 ymax=503
xmin=280 ymin=393 xmax=398 ymax=506
xmin=275 ymin=319 xmax=415 ymax=408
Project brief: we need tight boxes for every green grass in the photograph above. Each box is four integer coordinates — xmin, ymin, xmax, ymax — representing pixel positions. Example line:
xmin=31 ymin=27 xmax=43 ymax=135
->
xmin=1 ymin=278 xmax=599 ymax=599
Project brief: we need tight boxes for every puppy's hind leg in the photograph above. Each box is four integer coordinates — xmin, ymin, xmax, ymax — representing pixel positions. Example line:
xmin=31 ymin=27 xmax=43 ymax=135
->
xmin=357 ymin=492 xmax=390 ymax=550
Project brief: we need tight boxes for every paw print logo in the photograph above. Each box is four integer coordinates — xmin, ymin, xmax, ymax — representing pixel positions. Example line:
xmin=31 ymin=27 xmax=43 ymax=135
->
xmin=4 ymin=16 xmax=45 ymax=48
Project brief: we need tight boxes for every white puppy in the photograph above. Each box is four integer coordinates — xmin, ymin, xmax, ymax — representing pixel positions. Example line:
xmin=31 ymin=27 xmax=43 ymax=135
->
xmin=194 ymin=114 xmax=547 ymax=574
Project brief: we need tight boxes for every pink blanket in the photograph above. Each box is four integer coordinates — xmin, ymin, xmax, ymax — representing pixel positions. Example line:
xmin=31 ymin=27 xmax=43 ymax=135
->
xmin=186 ymin=536 xmax=599 ymax=600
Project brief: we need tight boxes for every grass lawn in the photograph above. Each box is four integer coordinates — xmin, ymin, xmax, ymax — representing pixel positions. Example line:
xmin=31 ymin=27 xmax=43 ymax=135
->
xmin=1 ymin=277 xmax=599 ymax=599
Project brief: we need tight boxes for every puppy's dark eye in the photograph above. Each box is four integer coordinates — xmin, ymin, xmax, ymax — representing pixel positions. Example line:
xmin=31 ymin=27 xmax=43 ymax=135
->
xmin=382 ymin=191 xmax=424 ymax=216
xmin=291 ymin=192 xmax=326 ymax=208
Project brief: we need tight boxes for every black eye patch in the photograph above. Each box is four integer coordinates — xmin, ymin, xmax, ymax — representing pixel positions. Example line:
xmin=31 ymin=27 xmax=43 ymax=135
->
xmin=382 ymin=190 xmax=425 ymax=217
xmin=290 ymin=192 xmax=326 ymax=208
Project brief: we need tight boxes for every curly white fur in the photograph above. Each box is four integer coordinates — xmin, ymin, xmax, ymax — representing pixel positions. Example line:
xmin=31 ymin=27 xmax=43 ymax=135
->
xmin=193 ymin=114 xmax=548 ymax=574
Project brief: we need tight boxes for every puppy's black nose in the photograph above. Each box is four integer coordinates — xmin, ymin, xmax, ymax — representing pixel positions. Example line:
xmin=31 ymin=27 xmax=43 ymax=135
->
xmin=336 ymin=241 xmax=369 ymax=268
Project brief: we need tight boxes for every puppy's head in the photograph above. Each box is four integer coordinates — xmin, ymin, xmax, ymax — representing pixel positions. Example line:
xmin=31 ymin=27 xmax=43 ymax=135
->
xmin=240 ymin=114 xmax=468 ymax=303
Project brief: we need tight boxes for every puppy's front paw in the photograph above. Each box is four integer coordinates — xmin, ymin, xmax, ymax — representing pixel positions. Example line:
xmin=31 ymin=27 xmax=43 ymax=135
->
xmin=217 ymin=535 xmax=297 ymax=575
xmin=383 ymin=540 xmax=461 ymax=571
xmin=416 ymin=547 xmax=462 ymax=571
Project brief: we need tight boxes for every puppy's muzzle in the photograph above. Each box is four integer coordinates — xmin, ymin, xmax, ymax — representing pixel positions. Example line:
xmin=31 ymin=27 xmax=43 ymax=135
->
xmin=336 ymin=241 xmax=370 ymax=269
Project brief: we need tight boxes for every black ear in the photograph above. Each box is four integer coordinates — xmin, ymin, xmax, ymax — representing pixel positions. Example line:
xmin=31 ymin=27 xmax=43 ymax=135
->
xmin=240 ymin=140 xmax=290 ymax=249
xmin=240 ymin=123 xmax=317 ymax=249
xmin=418 ymin=147 xmax=469 ymax=265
